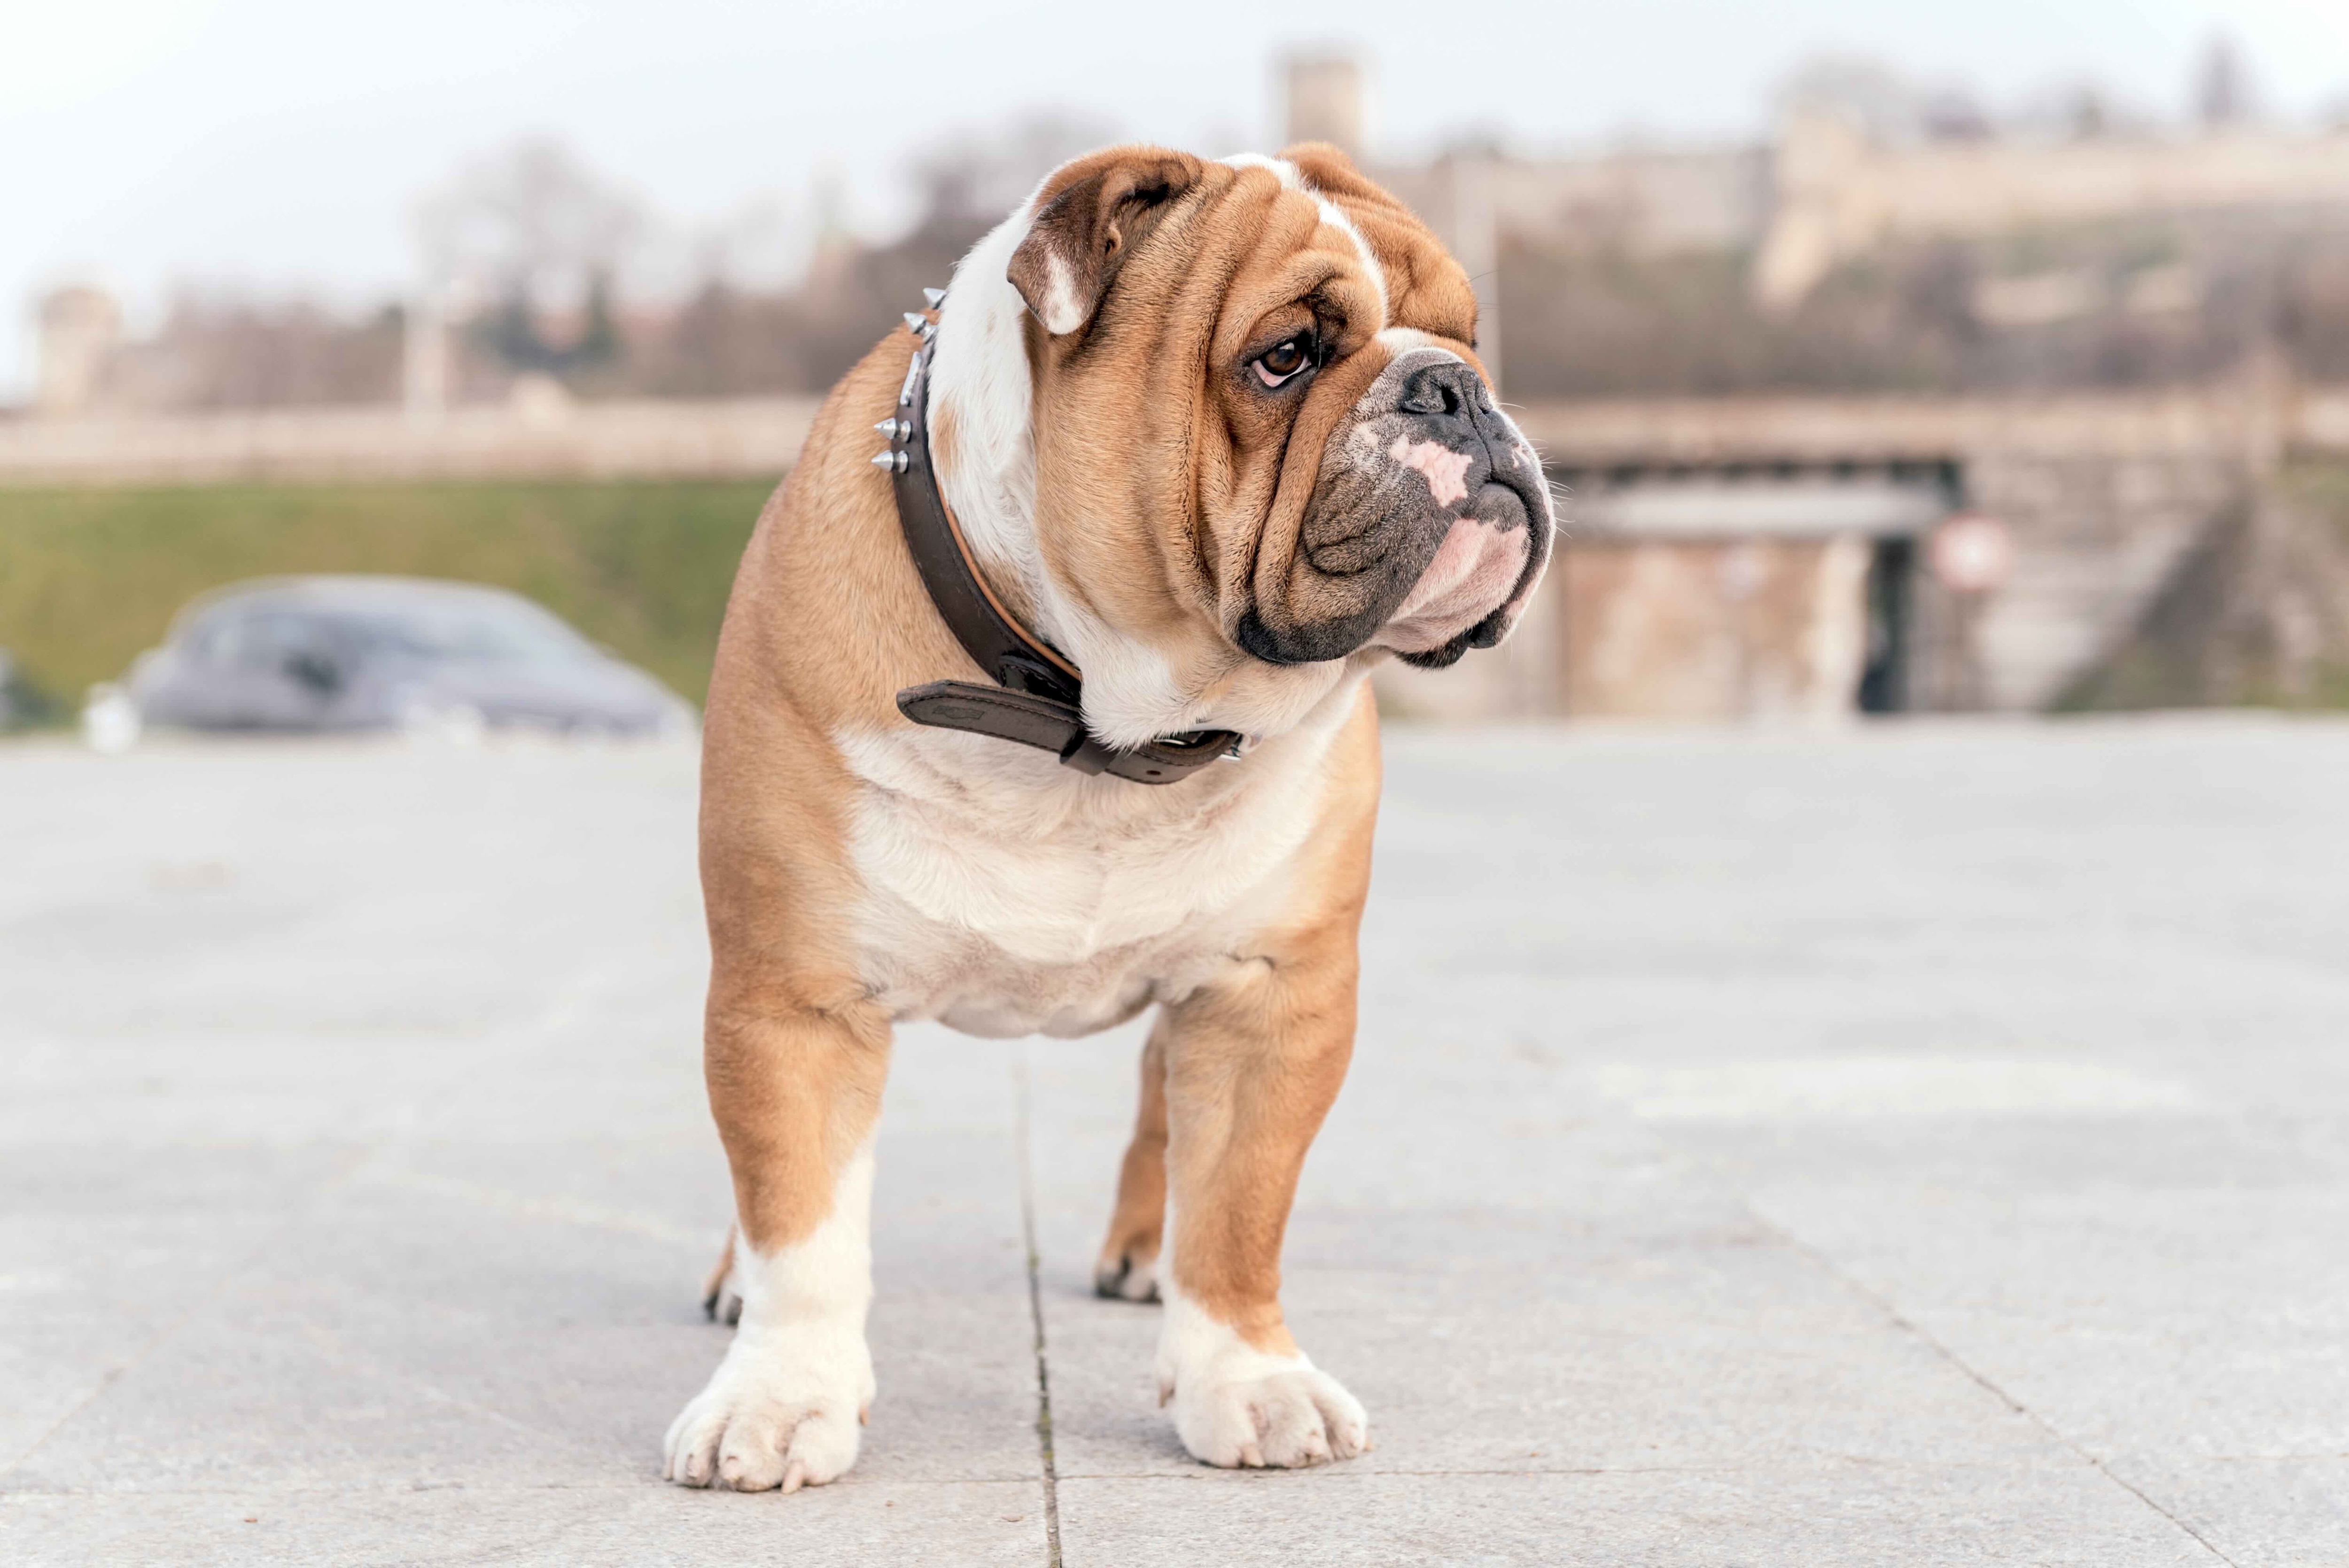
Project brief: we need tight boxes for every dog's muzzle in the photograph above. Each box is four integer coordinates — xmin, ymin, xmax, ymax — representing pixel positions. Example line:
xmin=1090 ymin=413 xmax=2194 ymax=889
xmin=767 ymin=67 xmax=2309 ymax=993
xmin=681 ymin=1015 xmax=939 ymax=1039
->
xmin=1238 ymin=350 xmax=1554 ymax=669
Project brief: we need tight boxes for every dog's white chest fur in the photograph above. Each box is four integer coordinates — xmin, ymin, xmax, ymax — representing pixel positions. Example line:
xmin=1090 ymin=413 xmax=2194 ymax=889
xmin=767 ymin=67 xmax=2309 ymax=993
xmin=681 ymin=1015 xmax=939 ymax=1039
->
xmin=836 ymin=712 xmax=1346 ymax=1038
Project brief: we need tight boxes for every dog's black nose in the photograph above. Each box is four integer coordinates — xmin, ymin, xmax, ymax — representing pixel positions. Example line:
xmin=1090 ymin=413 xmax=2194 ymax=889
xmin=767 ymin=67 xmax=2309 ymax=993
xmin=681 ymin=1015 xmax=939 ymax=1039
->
xmin=1393 ymin=361 xmax=1518 ymax=463
xmin=1396 ymin=360 xmax=1483 ymax=419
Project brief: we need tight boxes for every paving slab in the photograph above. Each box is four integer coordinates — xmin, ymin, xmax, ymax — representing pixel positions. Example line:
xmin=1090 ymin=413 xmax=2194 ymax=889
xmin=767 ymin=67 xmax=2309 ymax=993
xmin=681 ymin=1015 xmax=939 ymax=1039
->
xmin=0 ymin=1482 xmax=1048 ymax=1568
xmin=4 ymin=717 xmax=2347 ymax=1563
xmin=1055 ymin=1466 xmax=2212 ymax=1568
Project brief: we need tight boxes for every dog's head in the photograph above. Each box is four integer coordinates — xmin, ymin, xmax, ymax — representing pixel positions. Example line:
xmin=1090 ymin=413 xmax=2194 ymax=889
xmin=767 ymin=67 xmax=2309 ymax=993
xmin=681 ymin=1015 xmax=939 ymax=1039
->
xmin=928 ymin=143 xmax=1552 ymax=747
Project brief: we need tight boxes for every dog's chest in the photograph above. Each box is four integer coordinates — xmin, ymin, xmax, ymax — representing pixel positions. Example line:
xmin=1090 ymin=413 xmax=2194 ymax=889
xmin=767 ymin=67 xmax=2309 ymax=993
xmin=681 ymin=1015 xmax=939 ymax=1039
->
xmin=838 ymin=730 xmax=1328 ymax=1037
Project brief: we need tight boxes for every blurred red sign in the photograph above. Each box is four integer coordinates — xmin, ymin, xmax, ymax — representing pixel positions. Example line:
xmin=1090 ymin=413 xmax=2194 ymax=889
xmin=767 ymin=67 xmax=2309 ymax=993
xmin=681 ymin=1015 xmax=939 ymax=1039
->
xmin=1930 ymin=512 xmax=2014 ymax=593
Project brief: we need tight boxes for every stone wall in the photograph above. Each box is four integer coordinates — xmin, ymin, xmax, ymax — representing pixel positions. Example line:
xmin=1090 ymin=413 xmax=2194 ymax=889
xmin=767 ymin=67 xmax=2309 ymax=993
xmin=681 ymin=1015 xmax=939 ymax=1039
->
xmin=1418 ymin=385 xmax=2336 ymax=719
xmin=1955 ymin=452 xmax=2248 ymax=710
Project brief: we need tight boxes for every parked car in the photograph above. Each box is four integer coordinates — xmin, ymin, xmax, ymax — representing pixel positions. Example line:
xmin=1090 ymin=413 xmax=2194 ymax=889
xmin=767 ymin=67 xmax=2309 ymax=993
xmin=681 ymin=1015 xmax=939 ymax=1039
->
xmin=112 ymin=576 xmax=693 ymax=740
xmin=1 ymin=649 xmax=61 ymax=731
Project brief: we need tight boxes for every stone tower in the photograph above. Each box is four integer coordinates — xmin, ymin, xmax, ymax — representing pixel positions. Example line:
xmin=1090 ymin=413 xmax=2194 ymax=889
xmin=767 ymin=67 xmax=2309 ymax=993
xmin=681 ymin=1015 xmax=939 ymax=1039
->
xmin=1283 ymin=55 xmax=1365 ymax=159
xmin=34 ymin=286 xmax=121 ymax=416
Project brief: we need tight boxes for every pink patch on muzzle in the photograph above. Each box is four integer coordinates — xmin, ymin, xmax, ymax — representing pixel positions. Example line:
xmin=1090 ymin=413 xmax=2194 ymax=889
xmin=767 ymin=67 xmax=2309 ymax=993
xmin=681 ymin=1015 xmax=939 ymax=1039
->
xmin=1387 ymin=436 xmax=1474 ymax=507
xmin=1380 ymin=514 xmax=1531 ymax=653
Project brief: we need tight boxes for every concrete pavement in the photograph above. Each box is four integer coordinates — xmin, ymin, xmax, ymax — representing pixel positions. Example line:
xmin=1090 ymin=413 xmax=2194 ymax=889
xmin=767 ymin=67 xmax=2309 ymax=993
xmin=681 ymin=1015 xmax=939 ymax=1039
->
xmin=2 ymin=717 xmax=2345 ymax=1565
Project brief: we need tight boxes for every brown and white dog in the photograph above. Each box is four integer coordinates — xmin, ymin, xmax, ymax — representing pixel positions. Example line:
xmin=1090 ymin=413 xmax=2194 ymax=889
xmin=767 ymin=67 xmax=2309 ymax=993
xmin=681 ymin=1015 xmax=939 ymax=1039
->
xmin=663 ymin=142 xmax=1553 ymax=1491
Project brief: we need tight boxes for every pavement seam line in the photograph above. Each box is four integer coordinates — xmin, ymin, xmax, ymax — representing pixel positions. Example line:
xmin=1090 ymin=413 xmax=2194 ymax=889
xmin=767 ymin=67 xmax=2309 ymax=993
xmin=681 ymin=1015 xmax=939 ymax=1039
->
xmin=1012 ymin=1046 xmax=1066 ymax=1568
xmin=1747 ymin=1203 xmax=2244 ymax=1568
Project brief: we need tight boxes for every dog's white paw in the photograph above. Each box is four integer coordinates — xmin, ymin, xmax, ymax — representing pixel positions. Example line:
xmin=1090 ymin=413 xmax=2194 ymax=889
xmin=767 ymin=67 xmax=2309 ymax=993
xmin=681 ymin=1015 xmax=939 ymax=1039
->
xmin=1155 ymin=1291 xmax=1368 ymax=1468
xmin=662 ymin=1326 xmax=875 ymax=1492
xmin=1168 ymin=1361 xmax=1368 ymax=1467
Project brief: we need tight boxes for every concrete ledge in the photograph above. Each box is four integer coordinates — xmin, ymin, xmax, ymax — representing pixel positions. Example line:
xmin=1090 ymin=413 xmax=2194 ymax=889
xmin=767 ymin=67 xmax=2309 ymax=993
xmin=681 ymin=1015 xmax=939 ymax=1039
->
xmin=0 ymin=397 xmax=822 ymax=486
xmin=1516 ymin=387 xmax=2329 ymax=466
xmin=8 ymin=386 xmax=2349 ymax=487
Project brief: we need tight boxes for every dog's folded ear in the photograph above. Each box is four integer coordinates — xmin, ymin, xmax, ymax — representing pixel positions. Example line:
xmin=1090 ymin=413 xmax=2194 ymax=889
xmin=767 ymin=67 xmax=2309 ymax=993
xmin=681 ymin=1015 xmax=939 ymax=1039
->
xmin=1278 ymin=141 xmax=1378 ymax=202
xmin=1009 ymin=147 xmax=1205 ymax=337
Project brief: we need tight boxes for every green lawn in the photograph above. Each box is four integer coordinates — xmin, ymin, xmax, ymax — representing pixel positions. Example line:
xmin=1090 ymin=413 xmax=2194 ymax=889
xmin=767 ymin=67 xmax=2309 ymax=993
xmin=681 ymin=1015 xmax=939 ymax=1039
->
xmin=0 ymin=479 xmax=777 ymax=717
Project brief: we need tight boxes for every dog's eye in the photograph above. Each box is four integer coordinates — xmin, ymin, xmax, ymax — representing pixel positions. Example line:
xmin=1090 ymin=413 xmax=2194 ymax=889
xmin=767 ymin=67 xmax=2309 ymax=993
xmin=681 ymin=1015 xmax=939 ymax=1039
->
xmin=1252 ymin=335 xmax=1313 ymax=388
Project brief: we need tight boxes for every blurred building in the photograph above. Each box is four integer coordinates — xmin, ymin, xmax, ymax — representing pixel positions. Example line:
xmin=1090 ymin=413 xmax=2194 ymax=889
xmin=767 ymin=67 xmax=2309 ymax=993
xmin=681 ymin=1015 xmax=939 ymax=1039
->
xmin=1754 ymin=108 xmax=2349 ymax=308
xmin=1288 ymin=54 xmax=2349 ymax=322
xmin=1275 ymin=55 xmax=2349 ymax=722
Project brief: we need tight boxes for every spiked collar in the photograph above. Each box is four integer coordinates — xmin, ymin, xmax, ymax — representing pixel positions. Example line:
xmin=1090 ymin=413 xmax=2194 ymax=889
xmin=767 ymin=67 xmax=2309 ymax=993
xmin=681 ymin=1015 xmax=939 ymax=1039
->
xmin=878 ymin=298 xmax=1242 ymax=785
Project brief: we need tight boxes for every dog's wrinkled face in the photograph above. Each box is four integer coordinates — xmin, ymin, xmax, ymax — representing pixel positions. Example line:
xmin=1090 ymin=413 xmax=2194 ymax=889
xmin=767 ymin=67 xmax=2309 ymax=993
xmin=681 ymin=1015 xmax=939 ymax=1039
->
xmin=1263 ymin=342 xmax=1548 ymax=668
xmin=957 ymin=142 xmax=1551 ymax=743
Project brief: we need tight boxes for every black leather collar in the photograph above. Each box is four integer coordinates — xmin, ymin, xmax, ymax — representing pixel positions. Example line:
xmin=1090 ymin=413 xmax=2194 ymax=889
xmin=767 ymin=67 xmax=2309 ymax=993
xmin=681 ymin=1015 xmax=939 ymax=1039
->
xmin=881 ymin=307 xmax=1242 ymax=785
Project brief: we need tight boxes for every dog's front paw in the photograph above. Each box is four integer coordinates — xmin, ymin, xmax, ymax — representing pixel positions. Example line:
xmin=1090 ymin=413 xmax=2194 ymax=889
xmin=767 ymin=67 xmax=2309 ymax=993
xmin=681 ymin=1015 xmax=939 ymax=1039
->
xmin=1170 ymin=1362 xmax=1368 ymax=1467
xmin=663 ymin=1327 xmax=875 ymax=1492
xmin=1155 ymin=1295 xmax=1368 ymax=1468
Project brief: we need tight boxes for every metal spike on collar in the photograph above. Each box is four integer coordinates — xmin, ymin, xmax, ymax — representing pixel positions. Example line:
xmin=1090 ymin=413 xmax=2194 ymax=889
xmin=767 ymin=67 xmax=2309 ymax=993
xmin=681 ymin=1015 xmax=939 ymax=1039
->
xmin=873 ymin=417 xmax=910 ymax=441
xmin=922 ymin=287 xmax=947 ymax=308
xmin=871 ymin=450 xmax=909 ymax=473
xmin=902 ymin=311 xmax=929 ymax=334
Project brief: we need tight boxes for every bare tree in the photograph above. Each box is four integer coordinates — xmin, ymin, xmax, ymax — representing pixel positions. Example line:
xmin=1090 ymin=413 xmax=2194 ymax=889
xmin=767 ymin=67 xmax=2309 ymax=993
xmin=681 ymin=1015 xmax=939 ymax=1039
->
xmin=417 ymin=139 xmax=646 ymax=305
xmin=413 ymin=140 xmax=647 ymax=380
xmin=910 ymin=112 xmax=1119 ymax=231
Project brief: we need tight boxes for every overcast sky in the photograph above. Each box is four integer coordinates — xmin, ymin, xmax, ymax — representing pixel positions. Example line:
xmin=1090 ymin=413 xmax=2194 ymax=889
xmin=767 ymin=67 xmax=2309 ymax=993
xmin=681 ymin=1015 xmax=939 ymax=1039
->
xmin=7 ymin=0 xmax=2349 ymax=398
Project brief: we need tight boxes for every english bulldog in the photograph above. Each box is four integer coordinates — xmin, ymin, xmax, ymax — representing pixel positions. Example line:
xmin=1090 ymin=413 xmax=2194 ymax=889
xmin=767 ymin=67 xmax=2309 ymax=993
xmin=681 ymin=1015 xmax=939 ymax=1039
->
xmin=664 ymin=142 xmax=1553 ymax=1491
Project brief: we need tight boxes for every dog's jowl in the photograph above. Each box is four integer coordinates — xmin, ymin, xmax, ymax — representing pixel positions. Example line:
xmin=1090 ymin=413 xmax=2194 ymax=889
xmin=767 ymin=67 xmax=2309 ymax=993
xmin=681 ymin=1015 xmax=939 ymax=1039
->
xmin=663 ymin=143 xmax=1554 ymax=1491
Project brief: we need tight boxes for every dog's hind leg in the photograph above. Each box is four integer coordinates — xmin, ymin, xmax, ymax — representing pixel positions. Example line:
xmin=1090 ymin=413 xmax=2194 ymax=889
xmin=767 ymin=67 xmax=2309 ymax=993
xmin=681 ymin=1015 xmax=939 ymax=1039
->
xmin=1095 ymin=1017 xmax=1170 ymax=1302
xmin=700 ymin=1225 xmax=741 ymax=1325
